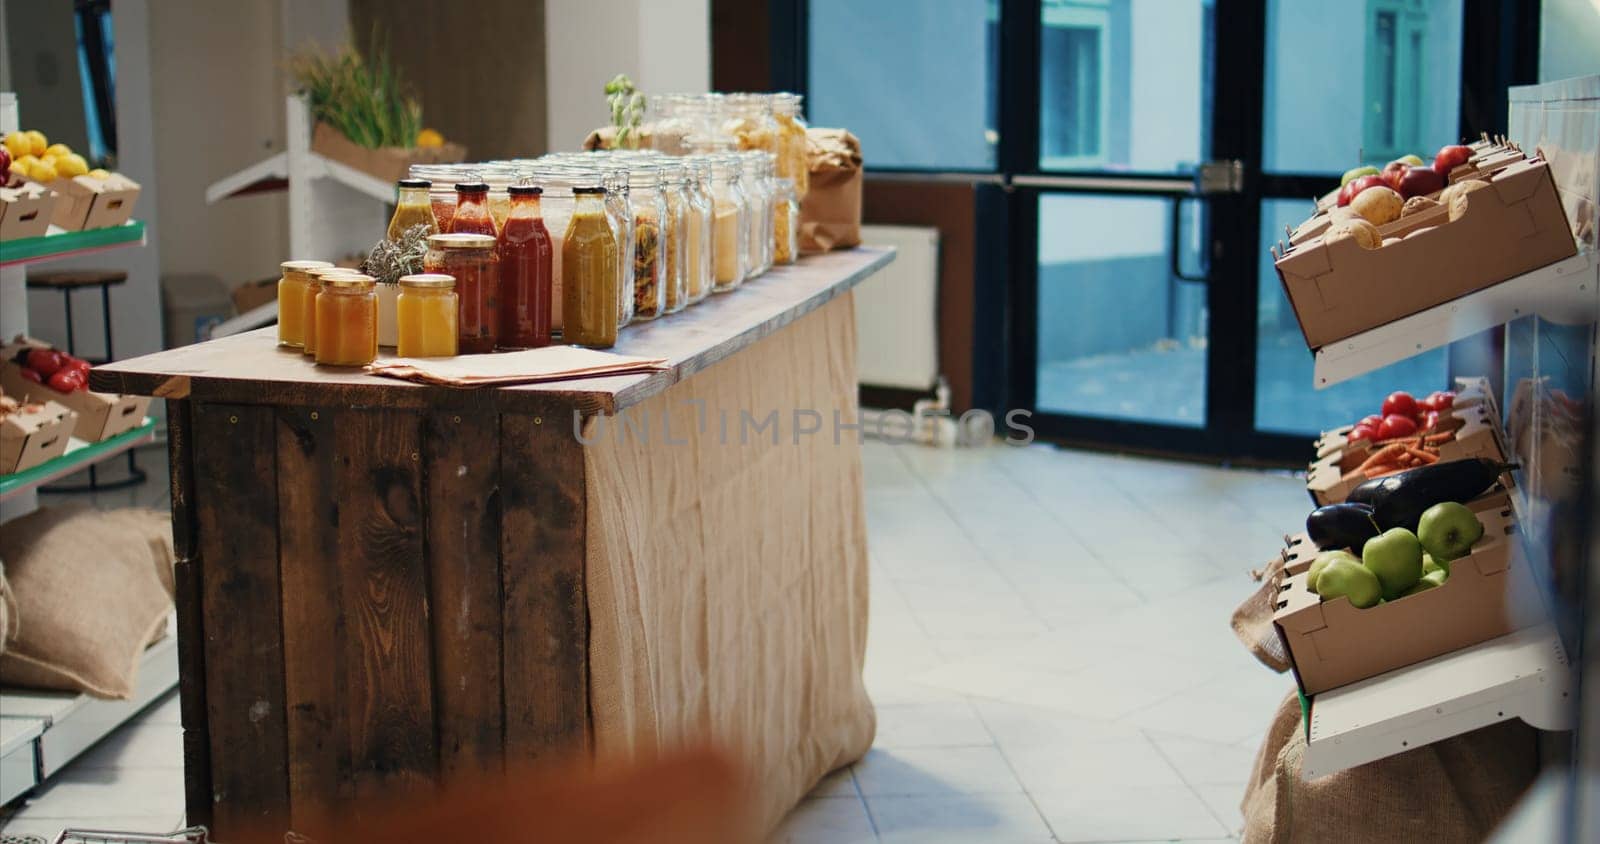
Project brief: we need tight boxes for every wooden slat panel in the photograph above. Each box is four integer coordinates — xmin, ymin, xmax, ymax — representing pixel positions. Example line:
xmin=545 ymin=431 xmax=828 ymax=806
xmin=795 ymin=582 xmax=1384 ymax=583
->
xmin=500 ymin=413 xmax=589 ymax=761
xmin=334 ymin=410 xmax=437 ymax=805
xmin=191 ymin=403 xmax=288 ymax=835
xmin=165 ymin=399 xmax=213 ymax=830
xmin=423 ymin=411 xmax=505 ymax=781
xmin=275 ymin=406 xmax=348 ymax=835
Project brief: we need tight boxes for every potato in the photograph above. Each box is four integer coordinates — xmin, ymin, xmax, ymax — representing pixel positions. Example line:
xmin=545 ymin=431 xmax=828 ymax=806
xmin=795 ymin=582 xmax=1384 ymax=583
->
xmin=1350 ymin=186 xmax=1403 ymax=225
xmin=1382 ymin=237 xmax=1403 ymax=247
xmin=1328 ymin=217 xmax=1381 ymax=249
xmin=1401 ymin=196 xmax=1440 ymax=217
xmin=1442 ymin=179 xmax=1491 ymax=222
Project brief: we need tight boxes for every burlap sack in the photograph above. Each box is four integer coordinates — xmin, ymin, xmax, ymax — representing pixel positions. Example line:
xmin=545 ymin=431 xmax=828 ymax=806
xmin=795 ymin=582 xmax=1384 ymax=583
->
xmin=0 ymin=504 xmax=175 ymax=698
xmin=0 ymin=563 xmax=18 ymax=652
xmin=1241 ymin=692 xmax=1539 ymax=842
xmin=1233 ymin=550 xmax=1293 ymax=673
xmin=799 ymin=129 xmax=863 ymax=252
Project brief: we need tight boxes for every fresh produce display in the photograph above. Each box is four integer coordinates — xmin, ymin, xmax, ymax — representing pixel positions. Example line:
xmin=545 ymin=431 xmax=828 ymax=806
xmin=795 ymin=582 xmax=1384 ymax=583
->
xmin=3 ymin=129 xmax=89 ymax=183
xmin=1346 ymin=458 xmax=1512 ymax=533
xmin=0 ymin=391 xmax=47 ymax=420
xmin=1345 ymin=390 xmax=1456 ymax=446
xmin=1363 ymin=527 xmax=1426 ymax=599
xmin=1306 ymin=502 xmax=1488 ymax=607
xmin=1416 ymin=500 xmax=1484 ymax=562
xmin=9 ymin=346 xmax=92 ymax=394
xmin=1306 ymin=502 xmax=1381 ymax=554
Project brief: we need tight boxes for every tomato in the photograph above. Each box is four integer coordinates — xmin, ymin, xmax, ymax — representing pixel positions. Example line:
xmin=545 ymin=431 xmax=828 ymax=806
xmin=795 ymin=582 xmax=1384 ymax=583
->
xmin=1377 ymin=414 xmax=1418 ymax=440
xmin=19 ymin=367 xmax=42 ymax=384
xmin=1428 ymin=390 xmax=1455 ymax=411
xmin=1423 ymin=410 xmax=1441 ymax=431
xmin=67 ymin=357 xmax=92 ymax=374
xmin=47 ymin=369 xmax=85 ymax=394
xmin=1348 ymin=425 xmax=1378 ymax=444
xmin=1381 ymin=391 xmax=1418 ymax=419
xmin=1358 ymin=414 xmax=1383 ymax=429
xmin=25 ymin=348 xmax=65 ymax=377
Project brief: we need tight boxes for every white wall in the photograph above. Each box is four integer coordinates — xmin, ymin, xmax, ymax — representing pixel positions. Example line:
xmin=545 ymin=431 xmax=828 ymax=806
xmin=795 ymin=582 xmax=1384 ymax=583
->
xmin=544 ymin=0 xmax=710 ymax=152
xmin=1540 ymin=0 xmax=1600 ymax=81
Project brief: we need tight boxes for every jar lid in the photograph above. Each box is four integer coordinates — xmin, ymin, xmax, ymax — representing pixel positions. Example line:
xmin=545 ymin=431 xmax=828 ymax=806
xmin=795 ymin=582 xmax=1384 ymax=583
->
xmin=281 ymin=259 xmax=333 ymax=272
xmin=572 ymin=186 xmax=606 ymax=195
xmin=398 ymin=273 xmax=456 ymax=289
xmin=323 ymin=273 xmax=376 ymax=289
xmin=508 ymin=184 xmax=543 ymax=196
xmin=455 ymin=181 xmax=490 ymax=192
xmin=428 ymin=232 xmax=497 ymax=249
xmin=307 ymin=266 xmax=361 ymax=278
xmin=398 ymin=178 xmax=431 ymax=189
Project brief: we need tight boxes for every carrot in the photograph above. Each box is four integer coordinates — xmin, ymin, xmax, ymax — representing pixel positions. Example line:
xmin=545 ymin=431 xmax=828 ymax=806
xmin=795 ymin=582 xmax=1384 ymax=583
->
xmin=1355 ymin=443 xmax=1408 ymax=473
xmin=1424 ymin=432 xmax=1454 ymax=445
xmin=1403 ymin=446 xmax=1439 ymax=464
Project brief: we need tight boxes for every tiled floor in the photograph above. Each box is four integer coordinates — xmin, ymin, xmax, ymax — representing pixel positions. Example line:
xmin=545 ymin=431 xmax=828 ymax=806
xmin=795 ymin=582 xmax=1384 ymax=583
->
xmin=2 ymin=438 xmax=1306 ymax=842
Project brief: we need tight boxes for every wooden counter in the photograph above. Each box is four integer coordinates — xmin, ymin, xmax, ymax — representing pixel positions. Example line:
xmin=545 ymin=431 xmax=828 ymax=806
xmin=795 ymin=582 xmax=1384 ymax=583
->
xmin=94 ymin=248 xmax=892 ymax=838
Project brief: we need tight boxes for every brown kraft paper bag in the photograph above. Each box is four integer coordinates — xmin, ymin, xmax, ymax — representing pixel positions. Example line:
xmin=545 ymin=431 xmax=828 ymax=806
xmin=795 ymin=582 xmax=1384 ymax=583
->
xmin=800 ymin=128 xmax=863 ymax=252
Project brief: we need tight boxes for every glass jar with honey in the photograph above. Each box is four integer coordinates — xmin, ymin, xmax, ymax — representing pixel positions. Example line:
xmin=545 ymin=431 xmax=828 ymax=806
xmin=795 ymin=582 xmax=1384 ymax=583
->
xmin=301 ymin=266 xmax=363 ymax=357
xmin=424 ymin=233 xmax=500 ymax=354
xmin=277 ymin=259 xmax=333 ymax=348
xmin=396 ymin=273 xmax=458 ymax=358
xmin=314 ymin=274 xmax=379 ymax=367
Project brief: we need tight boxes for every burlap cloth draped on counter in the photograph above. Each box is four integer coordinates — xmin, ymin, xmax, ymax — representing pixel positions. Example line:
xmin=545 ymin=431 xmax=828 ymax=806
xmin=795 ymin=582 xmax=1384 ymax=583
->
xmin=580 ymin=292 xmax=876 ymax=835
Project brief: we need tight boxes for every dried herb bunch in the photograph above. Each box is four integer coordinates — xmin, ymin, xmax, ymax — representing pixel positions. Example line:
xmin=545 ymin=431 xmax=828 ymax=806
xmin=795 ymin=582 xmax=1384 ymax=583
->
xmin=362 ymin=223 xmax=431 ymax=284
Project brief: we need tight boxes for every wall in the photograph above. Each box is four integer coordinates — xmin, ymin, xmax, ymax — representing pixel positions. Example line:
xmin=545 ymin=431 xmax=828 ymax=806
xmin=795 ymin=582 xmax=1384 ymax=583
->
xmin=544 ymin=0 xmax=710 ymax=153
xmin=1540 ymin=0 xmax=1600 ymax=81
xmin=3 ymin=3 xmax=90 ymax=154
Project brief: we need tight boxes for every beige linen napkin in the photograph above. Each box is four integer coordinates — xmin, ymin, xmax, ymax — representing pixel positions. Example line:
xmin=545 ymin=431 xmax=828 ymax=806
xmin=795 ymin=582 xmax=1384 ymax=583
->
xmin=366 ymin=346 xmax=669 ymax=387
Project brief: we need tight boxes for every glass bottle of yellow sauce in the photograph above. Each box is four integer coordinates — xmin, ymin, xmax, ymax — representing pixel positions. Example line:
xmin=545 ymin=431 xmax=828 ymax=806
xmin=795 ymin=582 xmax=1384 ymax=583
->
xmin=562 ymin=187 xmax=619 ymax=349
xmin=277 ymin=259 xmax=333 ymax=348
xmin=314 ymin=274 xmax=379 ymax=367
xmin=387 ymin=178 xmax=440 ymax=242
xmin=301 ymin=267 xmax=363 ymax=357
xmin=396 ymin=273 xmax=458 ymax=357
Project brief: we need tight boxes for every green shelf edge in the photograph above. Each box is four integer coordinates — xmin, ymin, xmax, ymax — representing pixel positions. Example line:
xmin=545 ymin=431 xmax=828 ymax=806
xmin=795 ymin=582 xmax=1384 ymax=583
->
xmin=0 ymin=220 xmax=146 ymax=265
xmin=0 ymin=418 xmax=156 ymax=496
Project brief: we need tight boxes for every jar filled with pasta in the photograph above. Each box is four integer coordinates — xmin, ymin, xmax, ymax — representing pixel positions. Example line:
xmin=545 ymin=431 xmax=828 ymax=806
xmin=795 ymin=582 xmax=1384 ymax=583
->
xmin=723 ymin=93 xmax=780 ymax=158
xmin=770 ymin=93 xmax=809 ymax=198
xmin=627 ymin=165 xmax=668 ymax=321
xmin=772 ymin=177 xmax=798 ymax=265
xmin=562 ymin=186 xmax=620 ymax=348
xmin=710 ymin=155 xmax=748 ymax=292
xmin=424 ymin=233 xmax=499 ymax=354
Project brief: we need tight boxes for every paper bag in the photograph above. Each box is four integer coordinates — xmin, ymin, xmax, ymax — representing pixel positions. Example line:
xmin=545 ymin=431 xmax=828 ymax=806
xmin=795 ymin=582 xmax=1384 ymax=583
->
xmin=799 ymin=129 xmax=863 ymax=252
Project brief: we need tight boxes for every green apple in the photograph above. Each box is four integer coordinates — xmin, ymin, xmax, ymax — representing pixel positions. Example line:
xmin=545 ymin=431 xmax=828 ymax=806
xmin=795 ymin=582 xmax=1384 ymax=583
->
xmin=1398 ymin=154 xmax=1425 ymax=167
xmin=1422 ymin=568 xmax=1448 ymax=587
xmin=1422 ymin=551 xmax=1451 ymax=576
xmin=1417 ymin=501 xmax=1484 ymax=562
xmin=1315 ymin=558 xmax=1383 ymax=608
xmin=1341 ymin=165 xmax=1380 ymax=187
xmin=1363 ymin=528 xmax=1425 ymax=599
xmin=1307 ymin=550 xmax=1360 ymax=592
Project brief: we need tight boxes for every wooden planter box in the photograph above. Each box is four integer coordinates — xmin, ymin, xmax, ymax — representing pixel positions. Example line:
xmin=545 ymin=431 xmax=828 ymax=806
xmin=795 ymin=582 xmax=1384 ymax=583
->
xmin=311 ymin=123 xmax=466 ymax=185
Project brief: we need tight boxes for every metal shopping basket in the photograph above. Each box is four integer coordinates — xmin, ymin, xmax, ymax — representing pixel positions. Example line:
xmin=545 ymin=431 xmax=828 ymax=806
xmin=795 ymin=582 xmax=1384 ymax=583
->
xmin=49 ymin=829 xmax=210 ymax=844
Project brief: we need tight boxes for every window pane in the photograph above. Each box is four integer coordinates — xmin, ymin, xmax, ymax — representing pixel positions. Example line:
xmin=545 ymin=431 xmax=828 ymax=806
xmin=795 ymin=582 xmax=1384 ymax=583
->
xmin=808 ymin=0 xmax=998 ymax=169
xmin=1254 ymin=200 xmax=1447 ymax=435
xmin=1263 ymin=0 xmax=1463 ymax=172
xmin=1037 ymin=194 xmax=1207 ymax=427
xmin=1039 ymin=0 xmax=1211 ymax=173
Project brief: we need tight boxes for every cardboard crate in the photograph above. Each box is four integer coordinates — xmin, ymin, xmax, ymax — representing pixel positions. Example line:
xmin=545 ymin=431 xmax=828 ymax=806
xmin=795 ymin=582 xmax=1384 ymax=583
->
xmin=0 ymin=399 xmax=76 ymax=475
xmin=1304 ymin=141 xmax=1525 ymax=222
xmin=1276 ymin=158 xmax=1577 ymax=349
xmin=48 ymin=173 xmax=140 ymax=231
xmin=1279 ymin=492 xmax=1512 ymax=579
xmin=311 ymin=122 xmax=466 ymax=185
xmin=1273 ymin=498 xmax=1543 ymax=696
xmin=0 ymin=183 xmax=57 ymax=240
xmin=0 ymin=338 xmax=150 ymax=442
xmin=1307 ymin=403 xmax=1511 ymax=505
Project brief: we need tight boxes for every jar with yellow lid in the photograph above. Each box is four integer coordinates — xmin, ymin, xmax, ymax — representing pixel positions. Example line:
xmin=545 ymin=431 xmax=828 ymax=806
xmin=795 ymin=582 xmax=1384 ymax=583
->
xmin=277 ymin=259 xmax=333 ymax=348
xmin=314 ymin=274 xmax=379 ymax=366
xmin=396 ymin=274 xmax=458 ymax=358
xmin=301 ymin=266 xmax=362 ymax=357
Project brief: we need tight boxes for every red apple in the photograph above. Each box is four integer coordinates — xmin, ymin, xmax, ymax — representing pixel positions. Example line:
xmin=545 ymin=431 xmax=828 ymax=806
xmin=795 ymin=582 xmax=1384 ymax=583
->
xmin=1433 ymin=144 xmax=1473 ymax=176
xmin=1378 ymin=414 xmax=1418 ymax=440
xmin=1349 ymin=425 xmax=1378 ymax=444
xmin=1337 ymin=180 xmax=1359 ymax=207
xmin=1381 ymin=161 xmax=1408 ymax=189
xmin=1381 ymin=391 xmax=1418 ymax=419
xmin=1348 ymin=174 xmax=1387 ymax=200
xmin=1397 ymin=166 xmax=1446 ymax=199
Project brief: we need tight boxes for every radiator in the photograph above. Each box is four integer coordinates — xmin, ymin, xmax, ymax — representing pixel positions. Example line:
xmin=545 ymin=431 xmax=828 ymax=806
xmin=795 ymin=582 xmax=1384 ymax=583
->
xmin=855 ymin=224 xmax=941 ymax=391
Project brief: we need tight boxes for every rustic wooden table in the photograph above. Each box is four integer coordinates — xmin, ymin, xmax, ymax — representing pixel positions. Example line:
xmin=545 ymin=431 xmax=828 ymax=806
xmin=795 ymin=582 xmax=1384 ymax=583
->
xmin=93 ymin=247 xmax=894 ymax=838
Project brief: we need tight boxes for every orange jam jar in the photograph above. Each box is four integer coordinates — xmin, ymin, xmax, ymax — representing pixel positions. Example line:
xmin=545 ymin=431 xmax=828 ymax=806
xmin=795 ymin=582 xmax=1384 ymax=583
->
xmin=396 ymin=273 xmax=459 ymax=357
xmin=301 ymin=267 xmax=362 ymax=357
xmin=277 ymin=260 xmax=333 ymax=348
xmin=314 ymin=274 xmax=379 ymax=367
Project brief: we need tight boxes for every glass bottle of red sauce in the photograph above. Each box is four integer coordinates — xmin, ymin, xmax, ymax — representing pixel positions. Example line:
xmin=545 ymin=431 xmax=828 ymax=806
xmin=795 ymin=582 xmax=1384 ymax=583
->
xmin=448 ymin=181 xmax=498 ymax=237
xmin=497 ymin=185 xmax=555 ymax=349
xmin=424 ymin=233 xmax=499 ymax=354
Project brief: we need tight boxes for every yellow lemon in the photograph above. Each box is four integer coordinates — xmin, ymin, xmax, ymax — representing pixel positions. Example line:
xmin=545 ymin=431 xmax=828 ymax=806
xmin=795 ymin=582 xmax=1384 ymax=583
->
xmin=57 ymin=153 xmax=89 ymax=178
xmin=25 ymin=130 xmax=47 ymax=157
xmin=3 ymin=132 xmax=29 ymax=158
xmin=44 ymin=143 xmax=73 ymax=160
xmin=29 ymin=159 xmax=58 ymax=182
xmin=15 ymin=153 xmax=39 ymax=173
xmin=88 ymin=168 xmax=112 ymax=180
xmin=416 ymin=127 xmax=444 ymax=148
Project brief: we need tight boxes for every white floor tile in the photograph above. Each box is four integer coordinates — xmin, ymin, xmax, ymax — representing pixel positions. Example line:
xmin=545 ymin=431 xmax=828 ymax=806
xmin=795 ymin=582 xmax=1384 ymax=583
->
xmin=73 ymin=723 xmax=183 ymax=770
xmin=1003 ymin=736 xmax=1187 ymax=791
xmin=871 ymin=701 xmax=994 ymax=749
xmin=852 ymin=747 xmax=1024 ymax=797
xmin=11 ymin=766 xmax=184 ymax=820
xmin=1032 ymin=784 xmax=1231 ymax=842
xmin=866 ymin=793 xmax=1055 ymax=843
xmin=1146 ymin=732 xmax=1262 ymax=787
xmin=0 ymin=815 xmax=188 ymax=839
xmin=768 ymin=796 xmax=878 ymax=843
xmin=1194 ymin=782 xmax=1249 ymax=838
xmin=804 ymin=767 xmax=860 ymax=799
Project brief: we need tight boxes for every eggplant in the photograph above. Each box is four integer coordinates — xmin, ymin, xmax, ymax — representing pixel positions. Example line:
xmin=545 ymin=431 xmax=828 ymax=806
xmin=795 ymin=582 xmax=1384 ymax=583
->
xmin=1346 ymin=458 xmax=1516 ymax=532
xmin=1306 ymin=503 xmax=1381 ymax=553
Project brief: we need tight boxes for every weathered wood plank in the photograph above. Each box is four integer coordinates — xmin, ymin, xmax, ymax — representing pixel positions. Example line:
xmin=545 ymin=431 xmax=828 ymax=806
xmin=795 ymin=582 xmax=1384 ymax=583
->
xmin=334 ymin=410 xmax=437 ymax=805
xmin=165 ymin=399 xmax=213 ymax=830
xmin=191 ymin=402 xmax=288 ymax=835
xmin=275 ymin=406 xmax=348 ymax=835
xmin=500 ymin=413 xmax=589 ymax=761
xmin=423 ymin=411 xmax=505 ymax=782
xmin=92 ymin=247 xmax=895 ymax=414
